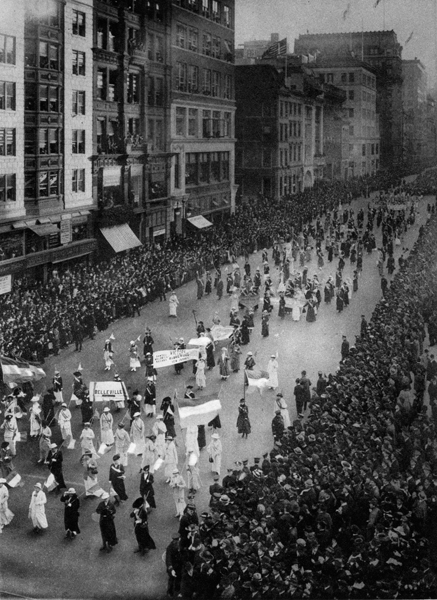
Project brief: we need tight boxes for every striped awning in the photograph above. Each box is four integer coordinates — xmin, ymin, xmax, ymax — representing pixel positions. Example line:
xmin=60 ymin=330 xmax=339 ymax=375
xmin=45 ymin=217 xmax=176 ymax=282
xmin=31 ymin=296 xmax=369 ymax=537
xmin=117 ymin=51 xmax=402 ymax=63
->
xmin=100 ymin=224 xmax=142 ymax=253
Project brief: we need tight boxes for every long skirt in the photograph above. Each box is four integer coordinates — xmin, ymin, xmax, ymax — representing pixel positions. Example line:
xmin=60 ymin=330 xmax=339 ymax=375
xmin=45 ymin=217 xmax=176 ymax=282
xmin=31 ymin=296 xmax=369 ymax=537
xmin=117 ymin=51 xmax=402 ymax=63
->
xmin=237 ymin=415 xmax=251 ymax=435
xmin=135 ymin=523 xmax=156 ymax=550
xmin=100 ymin=519 xmax=117 ymax=546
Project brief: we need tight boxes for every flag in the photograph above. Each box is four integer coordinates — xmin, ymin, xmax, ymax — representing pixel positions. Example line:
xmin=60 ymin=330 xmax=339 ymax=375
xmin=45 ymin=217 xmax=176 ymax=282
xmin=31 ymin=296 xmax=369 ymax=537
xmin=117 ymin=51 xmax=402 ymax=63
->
xmin=110 ymin=333 xmax=115 ymax=340
xmin=343 ymin=3 xmax=350 ymax=20
xmin=77 ymin=363 xmax=83 ymax=371
xmin=374 ymin=0 xmax=382 ymax=7
xmin=405 ymin=31 xmax=413 ymax=44
xmin=176 ymin=394 xmax=221 ymax=428
xmin=262 ymin=38 xmax=287 ymax=59
xmin=137 ymin=335 xmax=141 ymax=341
xmin=245 ymin=369 xmax=269 ymax=390
xmin=26 ymin=359 xmax=46 ymax=381
xmin=0 ymin=356 xmax=35 ymax=384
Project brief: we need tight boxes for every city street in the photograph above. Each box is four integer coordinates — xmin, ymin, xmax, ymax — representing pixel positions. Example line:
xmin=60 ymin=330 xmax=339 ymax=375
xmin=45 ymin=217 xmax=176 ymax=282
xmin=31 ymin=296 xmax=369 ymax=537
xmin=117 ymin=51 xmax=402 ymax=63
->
xmin=0 ymin=193 xmax=430 ymax=600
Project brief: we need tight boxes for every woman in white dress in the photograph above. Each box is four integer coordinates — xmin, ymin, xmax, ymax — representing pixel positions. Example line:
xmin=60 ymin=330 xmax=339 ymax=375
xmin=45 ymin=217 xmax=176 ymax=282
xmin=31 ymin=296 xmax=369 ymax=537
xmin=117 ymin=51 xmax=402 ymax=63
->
xmin=130 ymin=413 xmax=146 ymax=456
xmin=195 ymin=357 xmax=206 ymax=390
xmin=129 ymin=341 xmax=141 ymax=372
xmin=100 ymin=407 xmax=114 ymax=446
xmin=291 ymin=298 xmax=301 ymax=322
xmin=168 ymin=292 xmax=179 ymax=318
xmin=80 ymin=423 xmax=99 ymax=458
xmin=186 ymin=460 xmax=202 ymax=493
xmin=185 ymin=425 xmax=200 ymax=458
xmin=29 ymin=397 xmax=42 ymax=438
xmin=152 ymin=415 xmax=167 ymax=458
xmin=141 ymin=434 xmax=157 ymax=472
xmin=275 ymin=393 xmax=291 ymax=428
xmin=28 ymin=483 xmax=48 ymax=532
xmin=164 ymin=437 xmax=179 ymax=482
xmin=207 ymin=433 xmax=222 ymax=474
xmin=267 ymin=355 xmax=279 ymax=390
xmin=0 ymin=479 xmax=14 ymax=532
xmin=103 ymin=340 xmax=114 ymax=371
xmin=169 ymin=468 xmax=186 ymax=518
xmin=114 ymin=423 xmax=131 ymax=467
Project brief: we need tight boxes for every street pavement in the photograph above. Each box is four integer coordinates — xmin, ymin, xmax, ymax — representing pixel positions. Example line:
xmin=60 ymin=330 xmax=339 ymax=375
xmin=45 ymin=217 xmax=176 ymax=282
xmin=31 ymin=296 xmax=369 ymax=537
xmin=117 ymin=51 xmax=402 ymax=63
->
xmin=0 ymin=192 xmax=431 ymax=600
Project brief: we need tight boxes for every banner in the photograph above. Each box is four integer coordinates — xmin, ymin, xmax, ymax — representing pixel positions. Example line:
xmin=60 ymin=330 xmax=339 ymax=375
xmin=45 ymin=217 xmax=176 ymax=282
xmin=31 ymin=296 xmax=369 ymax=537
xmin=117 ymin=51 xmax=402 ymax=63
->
xmin=0 ymin=274 xmax=12 ymax=295
xmin=177 ymin=394 xmax=221 ymax=428
xmin=89 ymin=380 xmax=128 ymax=403
xmin=153 ymin=348 xmax=199 ymax=368
xmin=211 ymin=325 xmax=234 ymax=342
xmin=245 ymin=369 xmax=270 ymax=389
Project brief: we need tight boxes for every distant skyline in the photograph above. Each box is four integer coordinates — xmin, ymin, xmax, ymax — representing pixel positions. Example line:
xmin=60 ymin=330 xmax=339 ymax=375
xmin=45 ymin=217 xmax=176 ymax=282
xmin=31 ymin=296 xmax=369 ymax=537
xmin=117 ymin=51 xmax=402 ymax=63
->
xmin=235 ymin=0 xmax=437 ymax=85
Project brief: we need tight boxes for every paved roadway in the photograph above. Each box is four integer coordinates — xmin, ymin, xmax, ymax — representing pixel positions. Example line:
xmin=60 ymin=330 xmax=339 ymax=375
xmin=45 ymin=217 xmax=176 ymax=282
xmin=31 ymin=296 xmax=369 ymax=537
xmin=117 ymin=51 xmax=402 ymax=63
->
xmin=0 ymin=191 xmax=431 ymax=600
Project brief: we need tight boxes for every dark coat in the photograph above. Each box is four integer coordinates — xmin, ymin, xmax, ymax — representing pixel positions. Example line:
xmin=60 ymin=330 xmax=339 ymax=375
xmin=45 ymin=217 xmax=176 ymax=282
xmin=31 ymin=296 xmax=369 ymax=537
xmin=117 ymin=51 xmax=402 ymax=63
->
xmin=60 ymin=492 xmax=80 ymax=533
xmin=96 ymin=499 xmax=118 ymax=546
xmin=109 ymin=463 xmax=128 ymax=501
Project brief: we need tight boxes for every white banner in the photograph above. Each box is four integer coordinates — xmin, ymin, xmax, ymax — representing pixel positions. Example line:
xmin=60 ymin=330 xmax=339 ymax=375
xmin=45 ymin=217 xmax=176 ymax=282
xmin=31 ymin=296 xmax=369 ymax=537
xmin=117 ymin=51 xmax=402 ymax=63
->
xmin=0 ymin=274 xmax=12 ymax=295
xmin=211 ymin=325 xmax=234 ymax=342
xmin=89 ymin=380 xmax=128 ymax=403
xmin=153 ymin=348 xmax=199 ymax=368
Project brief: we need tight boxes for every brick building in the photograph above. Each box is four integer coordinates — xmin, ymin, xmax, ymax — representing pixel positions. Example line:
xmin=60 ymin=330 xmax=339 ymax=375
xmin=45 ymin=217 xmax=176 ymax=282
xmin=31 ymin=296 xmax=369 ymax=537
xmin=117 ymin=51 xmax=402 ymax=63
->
xmin=295 ymin=31 xmax=403 ymax=170
xmin=169 ymin=0 xmax=237 ymax=234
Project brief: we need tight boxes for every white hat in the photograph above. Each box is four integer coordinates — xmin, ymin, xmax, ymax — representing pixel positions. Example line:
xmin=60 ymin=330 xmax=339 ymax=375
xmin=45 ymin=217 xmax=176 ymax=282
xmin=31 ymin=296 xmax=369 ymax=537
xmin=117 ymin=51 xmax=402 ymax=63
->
xmin=103 ymin=407 xmax=110 ymax=412
xmin=68 ymin=488 xmax=76 ymax=494
xmin=179 ymin=337 xmax=184 ymax=342
xmin=34 ymin=483 xmax=42 ymax=489
xmin=156 ymin=414 xmax=163 ymax=419
xmin=30 ymin=396 xmax=40 ymax=402
xmin=134 ymin=412 xmax=141 ymax=418
xmin=130 ymin=341 xmax=135 ymax=345
xmin=172 ymin=468 xmax=179 ymax=474
xmin=247 ymin=351 xmax=253 ymax=356
xmin=50 ymin=443 xmax=57 ymax=449
xmin=61 ymin=403 xmax=67 ymax=407
xmin=212 ymin=433 xmax=219 ymax=439
xmin=105 ymin=339 xmax=110 ymax=343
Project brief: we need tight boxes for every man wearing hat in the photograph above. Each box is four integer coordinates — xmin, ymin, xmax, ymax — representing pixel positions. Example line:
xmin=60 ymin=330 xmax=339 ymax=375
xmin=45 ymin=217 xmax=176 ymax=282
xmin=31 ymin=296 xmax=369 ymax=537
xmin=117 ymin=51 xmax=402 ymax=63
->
xmin=47 ymin=443 xmax=66 ymax=493
xmin=165 ymin=532 xmax=183 ymax=597
xmin=58 ymin=402 xmax=72 ymax=441
xmin=52 ymin=369 xmax=64 ymax=404
xmin=28 ymin=483 xmax=48 ymax=533
xmin=341 ymin=335 xmax=350 ymax=361
xmin=272 ymin=410 xmax=285 ymax=445
xmin=109 ymin=455 xmax=128 ymax=505
xmin=0 ymin=477 xmax=14 ymax=533
xmin=60 ymin=488 xmax=80 ymax=538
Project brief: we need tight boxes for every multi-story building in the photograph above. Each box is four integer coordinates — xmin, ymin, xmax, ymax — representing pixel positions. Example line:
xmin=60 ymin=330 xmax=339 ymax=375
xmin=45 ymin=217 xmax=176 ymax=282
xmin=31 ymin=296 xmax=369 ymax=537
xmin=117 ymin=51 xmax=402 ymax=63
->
xmin=295 ymin=31 xmax=403 ymax=170
xmin=402 ymin=59 xmax=429 ymax=171
xmin=169 ymin=0 xmax=237 ymax=234
xmin=234 ymin=33 xmax=279 ymax=66
xmin=312 ymin=57 xmax=380 ymax=178
xmin=0 ymin=0 xmax=96 ymax=284
xmin=235 ymin=62 xmax=345 ymax=201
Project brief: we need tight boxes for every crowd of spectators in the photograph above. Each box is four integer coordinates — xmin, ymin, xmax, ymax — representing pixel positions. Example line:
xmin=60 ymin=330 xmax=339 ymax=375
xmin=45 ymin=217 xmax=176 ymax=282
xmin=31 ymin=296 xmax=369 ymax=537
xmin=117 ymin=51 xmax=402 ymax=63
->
xmin=165 ymin=198 xmax=437 ymax=599
xmin=0 ymin=170 xmax=435 ymax=364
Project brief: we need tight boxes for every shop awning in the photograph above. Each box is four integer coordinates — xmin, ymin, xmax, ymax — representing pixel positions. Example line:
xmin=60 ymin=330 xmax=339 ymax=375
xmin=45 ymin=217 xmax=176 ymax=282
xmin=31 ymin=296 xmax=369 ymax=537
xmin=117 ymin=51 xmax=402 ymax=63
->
xmin=28 ymin=224 xmax=60 ymax=236
xmin=100 ymin=224 xmax=142 ymax=253
xmin=187 ymin=215 xmax=213 ymax=229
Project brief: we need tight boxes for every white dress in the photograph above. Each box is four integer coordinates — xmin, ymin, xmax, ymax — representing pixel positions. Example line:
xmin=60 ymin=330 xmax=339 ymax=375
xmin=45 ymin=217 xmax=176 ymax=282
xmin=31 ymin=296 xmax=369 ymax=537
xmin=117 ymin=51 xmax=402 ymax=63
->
xmin=152 ymin=420 xmax=167 ymax=458
xmin=130 ymin=417 xmax=146 ymax=456
xmin=30 ymin=405 xmax=42 ymax=437
xmin=195 ymin=360 xmax=206 ymax=389
xmin=170 ymin=473 xmax=186 ymax=517
xmin=169 ymin=294 xmax=179 ymax=317
xmin=276 ymin=398 xmax=291 ymax=428
xmin=185 ymin=426 xmax=200 ymax=458
xmin=0 ymin=485 xmax=14 ymax=531
xmin=28 ymin=490 xmax=48 ymax=529
xmin=80 ymin=428 xmax=99 ymax=458
xmin=164 ymin=441 xmax=179 ymax=478
xmin=100 ymin=413 xmax=115 ymax=446
xmin=267 ymin=358 xmax=279 ymax=389
xmin=291 ymin=299 xmax=301 ymax=322
xmin=58 ymin=408 xmax=72 ymax=440
xmin=114 ymin=428 xmax=131 ymax=466
xmin=207 ymin=439 xmax=222 ymax=474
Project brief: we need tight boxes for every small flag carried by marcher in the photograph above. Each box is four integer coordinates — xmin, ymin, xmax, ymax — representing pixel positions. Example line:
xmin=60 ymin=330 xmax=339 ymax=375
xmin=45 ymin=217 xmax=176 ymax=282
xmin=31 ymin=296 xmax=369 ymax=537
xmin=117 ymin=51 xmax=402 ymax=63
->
xmin=137 ymin=335 xmax=141 ymax=341
xmin=44 ymin=473 xmax=57 ymax=492
xmin=7 ymin=472 xmax=22 ymax=488
xmin=245 ymin=369 xmax=270 ymax=392
xmin=153 ymin=457 xmax=164 ymax=471
xmin=15 ymin=432 xmax=27 ymax=442
xmin=67 ymin=438 xmax=76 ymax=450
xmin=98 ymin=443 xmax=110 ymax=455
xmin=110 ymin=333 xmax=115 ymax=340
xmin=127 ymin=442 xmax=137 ymax=454
xmin=77 ymin=363 xmax=83 ymax=372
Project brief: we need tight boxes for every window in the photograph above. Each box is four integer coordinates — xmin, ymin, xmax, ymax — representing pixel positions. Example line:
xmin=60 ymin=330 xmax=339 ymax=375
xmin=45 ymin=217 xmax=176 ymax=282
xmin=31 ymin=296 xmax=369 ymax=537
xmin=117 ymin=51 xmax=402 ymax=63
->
xmin=341 ymin=73 xmax=347 ymax=83
xmin=202 ymin=33 xmax=212 ymax=56
xmin=72 ymin=169 xmax=85 ymax=193
xmin=188 ymin=108 xmax=198 ymax=136
xmin=224 ymin=112 xmax=231 ymax=137
xmin=212 ymin=0 xmax=220 ymax=20
xmin=97 ymin=68 xmax=106 ymax=100
xmin=155 ymin=36 xmax=164 ymax=62
xmin=202 ymin=110 xmax=211 ymax=137
xmin=188 ymin=28 xmax=198 ymax=51
xmin=224 ymin=74 xmax=232 ymax=99
xmin=128 ymin=73 xmax=140 ymax=103
xmin=199 ymin=152 xmax=209 ymax=183
xmin=212 ymin=111 xmax=220 ymax=137
xmin=0 ymin=128 xmax=15 ymax=156
xmin=188 ymin=65 xmax=199 ymax=93
xmin=362 ymin=144 xmax=366 ymax=156
xmin=108 ymin=70 xmax=117 ymax=101
xmin=202 ymin=69 xmax=211 ymax=95
xmin=176 ymin=24 xmax=186 ymax=48
xmin=348 ymin=90 xmax=354 ymax=100
xmin=72 ymin=10 xmax=86 ymax=36
xmin=185 ymin=153 xmax=197 ymax=186
xmin=0 ymin=35 xmax=16 ymax=64
xmin=40 ymin=0 xmax=59 ymax=27
xmin=147 ymin=33 xmax=155 ymax=60
xmin=349 ymin=125 xmax=354 ymax=136
xmin=175 ymin=62 xmax=187 ymax=91
xmin=326 ymin=73 xmax=333 ymax=83
xmin=72 ymin=51 xmax=85 ymax=75
xmin=348 ymin=108 xmax=354 ymax=118
xmin=212 ymin=71 xmax=220 ymax=97
xmin=349 ymin=72 xmax=355 ymax=83
xmin=0 ymin=82 xmax=15 ymax=110
xmin=176 ymin=107 xmax=186 ymax=136
xmin=39 ymin=171 xmax=59 ymax=197
xmin=39 ymin=42 xmax=59 ymax=70
xmin=174 ymin=154 xmax=180 ymax=189
xmin=223 ymin=5 xmax=231 ymax=27
xmin=39 ymin=85 xmax=59 ymax=112
xmin=72 ymin=90 xmax=85 ymax=115
xmin=72 ymin=130 xmax=85 ymax=154
xmin=128 ymin=118 xmax=140 ymax=136
xmin=0 ymin=174 xmax=15 ymax=202
xmin=212 ymin=36 xmax=221 ymax=58
xmin=220 ymin=151 xmax=229 ymax=180
xmin=202 ymin=0 xmax=209 ymax=17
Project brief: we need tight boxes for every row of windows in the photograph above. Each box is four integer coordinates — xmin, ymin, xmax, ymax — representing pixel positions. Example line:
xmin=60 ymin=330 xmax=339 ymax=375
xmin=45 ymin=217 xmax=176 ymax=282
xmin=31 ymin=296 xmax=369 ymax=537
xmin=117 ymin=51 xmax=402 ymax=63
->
xmin=24 ymin=129 xmax=86 ymax=155
xmin=0 ymin=82 xmax=15 ymax=110
xmin=279 ymin=102 xmax=302 ymax=118
xmin=320 ymin=71 xmax=376 ymax=89
xmin=279 ymin=145 xmax=302 ymax=166
xmin=0 ymin=35 xmax=16 ymax=65
xmin=25 ymin=171 xmax=60 ymax=199
xmin=25 ymin=40 xmax=60 ymax=71
xmin=175 ymin=62 xmax=232 ymax=98
xmin=0 ymin=129 xmax=15 ymax=156
xmin=362 ymin=143 xmax=380 ymax=156
xmin=175 ymin=0 xmax=232 ymax=29
xmin=25 ymin=83 xmax=60 ymax=112
xmin=0 ymin=173 xmax=15 ymax=202
xmin=96 ymin=69 xmax=140 ymax=104
xmin=279 ymin=121 xmax=302 ymax=141
xmin=185 ymin=151 xmax=230 ymax=186
xmin=175 ymin=107 xmax=232 ymax=138
xmin=72 ymin=10 xmax=86 ymax=37
xmin=175 ymin=24 xmax=233 ymax=62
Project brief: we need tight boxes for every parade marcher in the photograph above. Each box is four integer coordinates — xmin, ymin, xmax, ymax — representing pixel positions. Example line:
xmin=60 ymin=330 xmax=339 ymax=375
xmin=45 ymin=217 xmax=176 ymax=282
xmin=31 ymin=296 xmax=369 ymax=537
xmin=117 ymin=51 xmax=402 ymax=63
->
xmin=164 ymin=436 xmax=179 ymax=483
xmin=261 ymin=310 xmax=270 ymax=337
xmin=144 ymin=378 xmax=157 ymax=418
xmin=161 ymin=397 xmax=176 ymax=439
xmin=47 ymin=443 xmax=66 ymax=493
xmin=139 ymin=465 xmax=156 ymax=508
xmin=52 ymin=370 xmax=64 ymax=404
xmin=143 ymin=328 xmax=154 ymax=358
xmin=80 ymin=393 xmax=94 ymax=426
xmin=109 ymin=455 xmax=128 ymax=504
xmin=57 ymin=402 xmax=72 ymax=441
xmin=29 ymin=396 xmax=42 ymax=438
xmin=60 ymin=488 xmax=80 ymax=539
xmin=152 ymin=414 xmax=167 ymax=459
xmin=103 ymin=339 xmax=114 ymax=371
xmin=174 ymin=338 xmax=185 ymax=375
xmin=195 ymin=357 xmax=206 ymax=390
xmin=236 ymin=398 xmax=251 ymax=439
xmin=96 ymin=497 xmax=118 ymax=553
xmin=170 ymin=468 xmax=187 ymax=519
xmin=80 ymin=423 xmax=98 ymax=459
xmin=275 ymin=392 xmax=291 ymax=428
xmin=205 ymin=341 xmax=215 ymax=370
xmin=271 ymin=410 xmax=284 ymax=445
xmin=169 ymin=291 xmax=179 ymax=318
xmin=0 ymin=478 xmax=14 ymax=533
xmin=229 ymin=341 xmax=242 ymax=373
xmin=130 ymin=412 xmax=146 ymax=456
xmin=129 ymin=341 xmax=141 ymax=372
xmin=293 ymin=379 xmax=305 ymax=415
xmin=186 ymin=459 xmax=202 ymax=494
xmin=207 ymin=433 xmax=222 ymax=475
xmin=299 ymin=370 xmax=312 ymax=411
xmin=100 ymin=407 xmax=114 ymax=447
xmin=130 ymin=497 xmax=156 ymax=555
xmin=267 ymin=354 xmax=279 ymax=389
xmin=166 ymin=532 xmax=183 ymax=597
xmin=128 ymin=390 xmax=142 ymax=423
xmin=240 ymin=316 xmax=251 ymax=345
xmin=216 ymin=277 xmax=224 ymax=300
xmin=217 ymin=347 xmax=230 ymax=380
xmin=28 ymin=483 xmax=48 ymax=533
xmin=1 ymin=415 xmax=17 ymax=457
xmin=144 ymin=352 xmax=156 ymax=382
xmin=341 ymin=335 xmax=350 ymax=361
xmin=114 ymin=422 xmax=130 ymax=466
xmin=37 ymin=422 xmax=52 ymax=465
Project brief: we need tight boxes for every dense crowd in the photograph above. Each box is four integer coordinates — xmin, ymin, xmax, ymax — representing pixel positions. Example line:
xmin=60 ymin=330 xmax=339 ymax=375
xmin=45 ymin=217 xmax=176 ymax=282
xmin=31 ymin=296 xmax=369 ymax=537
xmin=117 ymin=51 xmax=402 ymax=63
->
xmin=163 ymin=198 xmax=437 ymax=599
xmin=2 ymin=170 xmax=428 ymax=362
